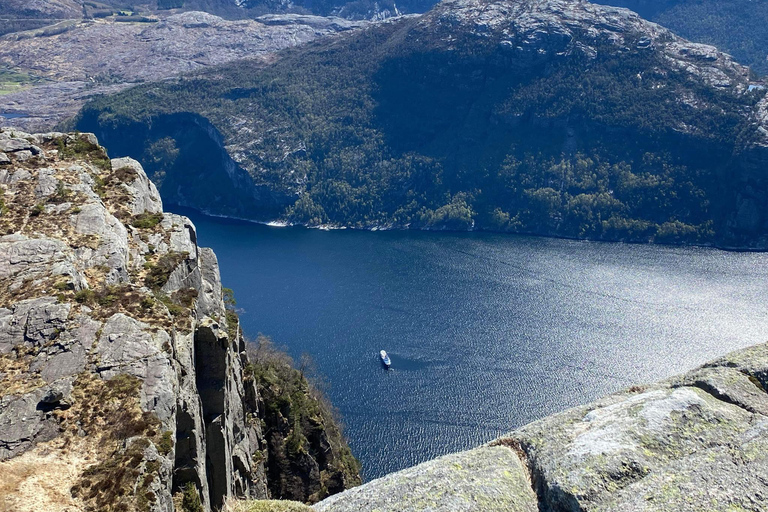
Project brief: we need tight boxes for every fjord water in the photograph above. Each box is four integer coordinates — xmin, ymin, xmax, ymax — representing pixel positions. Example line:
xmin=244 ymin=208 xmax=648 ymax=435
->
xmin=178 ymin=208 xmax=768 ymax=480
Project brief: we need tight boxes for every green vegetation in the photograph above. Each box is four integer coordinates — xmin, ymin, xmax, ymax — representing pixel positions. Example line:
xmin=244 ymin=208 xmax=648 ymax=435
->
xmin=56 ymin=134 xmax=112 ymax=172
xmin=158 ymin=430 xmax=174 ymax=455
xmin=143 ymin=251 xmax=188 ymax=290
xmin=180 ymin=482 xmax=203 ymax=512
xmin=0 ymin=67 xmax=43 ymax=95
xmin=77 ymin=4 xmax=768 ymax=246
xmin=247 ymin=336 xmax=361 ymax=503
xmin=48 ymin=182 xmax=73 ymax=205
xmin=222 ymin=286 xmax=240 ymax=340
xmin=224 ymin=500 xmax=313 ymax=512
xmin=68 ymin=373 xmax=168 ymax=512
xmin=30 ymin=203 xmax=45 ymax=217
xmin=131 ymin=212 xmax=163 ymax=229
xmin=156 ymin=293 xmax=185 ymax=317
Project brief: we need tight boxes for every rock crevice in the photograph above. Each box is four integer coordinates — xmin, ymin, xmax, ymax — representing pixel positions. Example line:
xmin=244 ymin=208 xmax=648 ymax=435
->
xmin=0 ymin=129 xmax=358 ymax=511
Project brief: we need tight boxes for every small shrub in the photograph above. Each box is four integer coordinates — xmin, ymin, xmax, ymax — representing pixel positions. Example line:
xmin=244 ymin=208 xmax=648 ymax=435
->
xmin=173 ymin=288 xmax=198 ymax=308
xmin=144 ymin=251 xmax=187 ymax=290
xmin=157 ymin=293 xmax=185 ymax=317
xmin=93 ymin=175 xmax=106 ymax=197
xmin=53 ymin=280 xmax=71 ymax=291
xmin=140 ymin=296 xmax=156 ymax=310
xmin=57 ymin=134 xmax=111 ymax=172
xmin=225 ymin=309 xmax=240 ymax=340
xmin=105 ymin=373 xmax=142 ymax=399
xmin=181 ymin=482 xmax=203 ymax=512
xmin=48 ymin=182 xmax=72 ymax=204
xmin=114 ymin=166 xmax=138 ymax=182
xmin=223 ymin=287 xmax=236 ymax=308
xmin=74 ymin=289 xmax=95 ymax=304
xmin=30 ymin=202 xmax=45 ymax=216
xmin=131 ymin=212 xmax=163 ymax=229
xmin=158 ymin=431 xmax=174 ymax=456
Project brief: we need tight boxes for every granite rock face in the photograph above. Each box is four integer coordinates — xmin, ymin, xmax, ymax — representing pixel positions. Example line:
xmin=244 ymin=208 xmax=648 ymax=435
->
xmin=0 ymin=128 xmax=270 ymax=512
xmin=313 ymin=342 xmax=768 ymax=512
xmin=315 ymin=446 xmax=538 ymax=512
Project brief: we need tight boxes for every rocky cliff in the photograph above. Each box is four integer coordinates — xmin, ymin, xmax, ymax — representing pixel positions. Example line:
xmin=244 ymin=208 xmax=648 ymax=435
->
xmin=0 ymin=128 xmax=358 ymax=511
xmin=309 ymin=341 xmax=768 ymax=511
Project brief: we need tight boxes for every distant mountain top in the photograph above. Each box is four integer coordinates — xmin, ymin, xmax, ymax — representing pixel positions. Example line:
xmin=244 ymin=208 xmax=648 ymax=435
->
xmin=0 ymin=9 xmax=364 ymax=132
xmin=77 ymin=0 xmax=768 ymax=248
xmin=4 ymin=0 xmax=768 ymax=67
xmin=593 ymin=0 xmax=768 ymax=75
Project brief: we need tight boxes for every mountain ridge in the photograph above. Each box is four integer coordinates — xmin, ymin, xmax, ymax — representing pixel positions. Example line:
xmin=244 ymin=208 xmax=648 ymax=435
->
xmin=77 ymin=0 xmax=768 ymax=248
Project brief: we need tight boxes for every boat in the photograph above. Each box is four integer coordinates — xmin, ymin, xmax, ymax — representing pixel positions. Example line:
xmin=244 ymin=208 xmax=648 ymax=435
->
xmin=380 ymin=350 xmax=391 ymax=368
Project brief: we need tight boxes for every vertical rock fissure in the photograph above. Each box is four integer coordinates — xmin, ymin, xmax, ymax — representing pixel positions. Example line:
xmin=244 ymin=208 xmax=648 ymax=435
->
xmin=492 ymin=437 xmax=579 ymax=512
xmin=195 ymin=326 xmax=229 ymax=510
xmin=172 ymin=407 xmax=204 ymax=496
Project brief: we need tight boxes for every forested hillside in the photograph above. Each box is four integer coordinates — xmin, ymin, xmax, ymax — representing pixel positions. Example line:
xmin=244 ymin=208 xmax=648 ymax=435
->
xmin=77 ymin=0 xmax=768 ymax=247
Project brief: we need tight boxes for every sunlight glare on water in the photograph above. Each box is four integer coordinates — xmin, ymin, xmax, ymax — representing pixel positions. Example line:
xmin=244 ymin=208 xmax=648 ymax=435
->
xmin=176 ymin=207 xmax=768 ymax=480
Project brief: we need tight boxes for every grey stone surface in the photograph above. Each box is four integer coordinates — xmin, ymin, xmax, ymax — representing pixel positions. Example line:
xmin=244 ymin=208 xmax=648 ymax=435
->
xmin=0 ymin=235 xmax=86 ymax=292
xmin=0 ymin=137 xmax=34 ymax=153
xmin=315 ymin=446 xmax=538 ymax=512
xmin=72 ymin=201 xmax=130 ymax=284
xmin=0 ymin=130 xmax=271 ymax=510
xmin=0 ymin=377 xmax=74 ymax=461
xmin=196 ymin=247 xmax=225 ymax=320
xmin=0 ymin=387 xmax=60 ymax=460
xmin=0 ymin=297 xmax=71 ymax=354
xmin=111 ymin=157 xmax=163 ymax=215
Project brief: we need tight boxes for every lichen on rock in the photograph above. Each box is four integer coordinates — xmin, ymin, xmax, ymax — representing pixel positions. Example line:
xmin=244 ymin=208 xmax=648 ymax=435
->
xmin=0 ymin=128 xmax=358 ymax=512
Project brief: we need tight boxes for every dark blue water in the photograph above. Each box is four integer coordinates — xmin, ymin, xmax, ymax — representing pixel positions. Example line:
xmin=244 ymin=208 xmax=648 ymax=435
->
xmin=175 ymin=208 xmax=768 ymax=480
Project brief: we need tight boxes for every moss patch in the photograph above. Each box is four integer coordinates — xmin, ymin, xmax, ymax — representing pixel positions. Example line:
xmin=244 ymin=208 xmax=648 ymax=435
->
xmin=225 ymin=499 xmax=313 ymax=512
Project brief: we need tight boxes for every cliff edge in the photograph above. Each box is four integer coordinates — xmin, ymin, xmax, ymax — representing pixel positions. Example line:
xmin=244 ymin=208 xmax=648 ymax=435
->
xmin=0 ymin=128 xmax=358 ymax=512
xmin=311 ymin=341 xmax=768 ymax=511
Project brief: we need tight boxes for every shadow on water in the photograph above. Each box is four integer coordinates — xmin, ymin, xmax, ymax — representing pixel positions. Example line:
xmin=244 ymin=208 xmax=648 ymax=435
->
xmin=384 ymin=354 xmax=434 ymax=372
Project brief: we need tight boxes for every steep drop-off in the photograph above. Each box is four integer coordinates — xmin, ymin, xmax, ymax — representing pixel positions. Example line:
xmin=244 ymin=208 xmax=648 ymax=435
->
xmin=307 ymin=341 xmax=768 ymax=511
xmin=0 ymin=128 xmax=359 ymax=511
xmin=78 ymin=0 xmax=768 ymax=248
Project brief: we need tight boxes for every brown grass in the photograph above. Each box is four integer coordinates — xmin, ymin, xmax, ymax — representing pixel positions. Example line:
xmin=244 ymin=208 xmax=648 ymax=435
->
xmin=0 ymin=447 xmax=88 ymax=512
xmin=0 ymin=348 xmax=45 ymax=397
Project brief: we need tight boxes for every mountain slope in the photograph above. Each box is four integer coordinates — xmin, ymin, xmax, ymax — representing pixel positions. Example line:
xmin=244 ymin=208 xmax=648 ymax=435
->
xmin=594 ymin=0 xmax=768 ymax=75
xmin=0 ymin=12 xmax=364 ymax=132
xmin=77 ymin=0 xmax=768 ymax=247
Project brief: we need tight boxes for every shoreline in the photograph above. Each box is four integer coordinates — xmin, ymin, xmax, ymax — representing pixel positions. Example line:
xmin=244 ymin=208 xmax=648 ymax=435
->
xmin=167 ymin=203 xmax=768 ymax=254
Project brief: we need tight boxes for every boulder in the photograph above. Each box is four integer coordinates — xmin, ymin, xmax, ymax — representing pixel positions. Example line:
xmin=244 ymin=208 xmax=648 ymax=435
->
xmin=314 ymin=446 xmax=538 ymax=512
